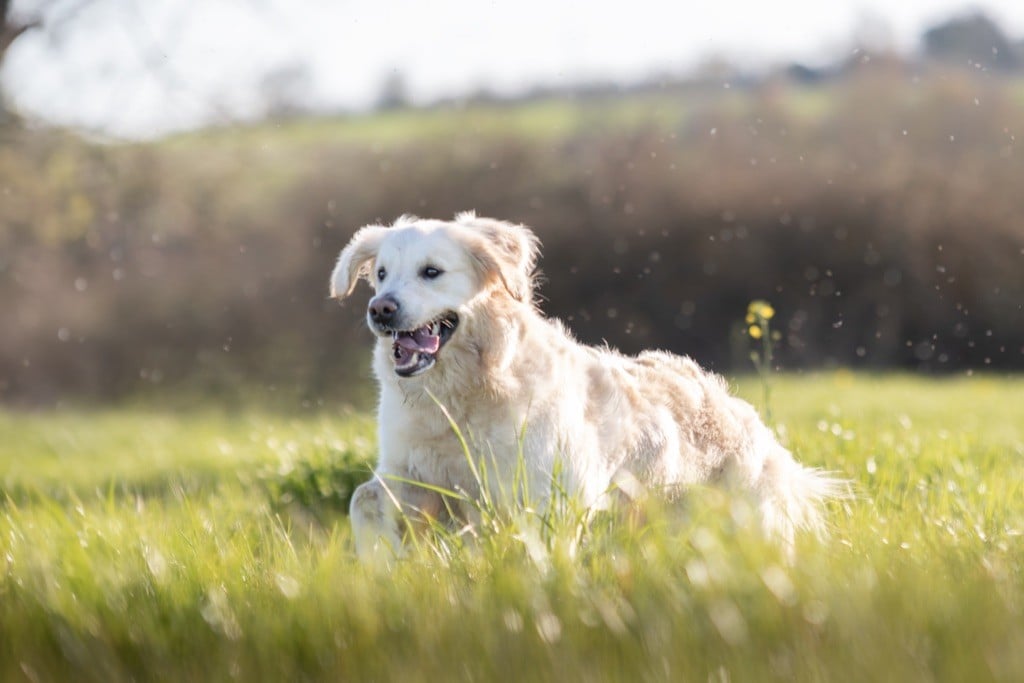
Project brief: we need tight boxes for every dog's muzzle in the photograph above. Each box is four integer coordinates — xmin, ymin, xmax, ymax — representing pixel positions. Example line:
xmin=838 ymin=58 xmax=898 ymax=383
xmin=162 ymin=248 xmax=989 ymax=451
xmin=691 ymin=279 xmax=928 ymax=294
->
xmin=381 ymin=312 xmax=459 ymax=377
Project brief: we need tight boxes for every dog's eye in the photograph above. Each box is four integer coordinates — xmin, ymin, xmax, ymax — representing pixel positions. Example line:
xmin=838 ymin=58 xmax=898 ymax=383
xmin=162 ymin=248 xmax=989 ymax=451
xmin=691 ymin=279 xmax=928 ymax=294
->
xmin=377 ymin=267 xmax=386 ymax=281
xmin=422 ymin=266 xmax=443 ymax=280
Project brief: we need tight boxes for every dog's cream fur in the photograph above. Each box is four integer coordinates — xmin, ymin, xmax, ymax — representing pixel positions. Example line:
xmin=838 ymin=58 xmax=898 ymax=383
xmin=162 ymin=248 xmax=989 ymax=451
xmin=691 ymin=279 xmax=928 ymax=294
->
xmin=331 ymin=213 xmax=842 ymax=563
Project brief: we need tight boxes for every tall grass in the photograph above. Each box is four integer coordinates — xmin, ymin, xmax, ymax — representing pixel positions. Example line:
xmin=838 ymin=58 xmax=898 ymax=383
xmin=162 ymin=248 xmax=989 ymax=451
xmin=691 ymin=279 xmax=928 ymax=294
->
xmin=1 ymin=374 xmax=1022 ymax=681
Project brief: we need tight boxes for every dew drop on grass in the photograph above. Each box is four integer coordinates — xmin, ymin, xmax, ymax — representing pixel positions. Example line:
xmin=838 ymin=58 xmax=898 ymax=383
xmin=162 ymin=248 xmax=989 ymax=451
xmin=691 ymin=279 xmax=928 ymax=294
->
xmin=144 ymin=545 xmax=168 ymax=580
xmin=730 ymin=499 xmax=754 ymax=528
xmin=536 ymin=612 xmax=562 ymax=644
xmin=201 ymin=586 xmax=243 ymax=640
xmin=685 ymin=559 xmax=710 ymax=588
xmin=761 ymin=566 xmax=796 ymax=605
xmin=802 ymin=600 xmax=829 ymax=626
xmin=503 ymin=609 xmax=523 ymax=633
xmin=691 ymin=527 xmax=717 ymax=554
xmin=275 ymin=573 xmax=300 ymax=599
xmin=595 ymin=595 xmax=629 ymax=635
xmin=709 ymin=600 xmax=747 ymax=645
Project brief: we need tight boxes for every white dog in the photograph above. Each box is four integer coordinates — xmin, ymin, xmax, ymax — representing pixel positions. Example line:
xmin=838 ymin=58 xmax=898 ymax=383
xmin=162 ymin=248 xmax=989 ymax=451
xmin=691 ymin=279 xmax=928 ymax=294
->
xmin=331 ymin=213 xmax=843 ymax=562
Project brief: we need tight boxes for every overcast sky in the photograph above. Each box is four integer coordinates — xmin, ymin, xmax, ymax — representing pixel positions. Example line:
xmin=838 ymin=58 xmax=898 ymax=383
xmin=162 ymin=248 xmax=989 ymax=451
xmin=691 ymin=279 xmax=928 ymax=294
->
xmin=5 ymin=0 xmax=1024 ymax=138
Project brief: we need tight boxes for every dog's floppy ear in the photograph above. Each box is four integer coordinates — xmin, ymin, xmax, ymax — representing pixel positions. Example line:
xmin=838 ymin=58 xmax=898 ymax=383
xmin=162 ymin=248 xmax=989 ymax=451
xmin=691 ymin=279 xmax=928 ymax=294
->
xmin=456 ymin=212 xmax=540 ymax=302
xmin=330 ymin=224 xmax=389 ymax=299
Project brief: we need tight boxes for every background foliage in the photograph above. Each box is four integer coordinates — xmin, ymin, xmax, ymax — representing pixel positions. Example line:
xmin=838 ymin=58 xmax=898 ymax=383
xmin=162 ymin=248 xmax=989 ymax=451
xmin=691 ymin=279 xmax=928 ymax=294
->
xmin=3 ymin=71 xmax=1024 ymax=405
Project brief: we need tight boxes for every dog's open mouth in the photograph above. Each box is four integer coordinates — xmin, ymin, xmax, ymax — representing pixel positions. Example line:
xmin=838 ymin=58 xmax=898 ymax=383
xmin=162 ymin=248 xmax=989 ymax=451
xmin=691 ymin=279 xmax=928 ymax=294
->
xmin=391 ymin=313 xmax=459 ymax=377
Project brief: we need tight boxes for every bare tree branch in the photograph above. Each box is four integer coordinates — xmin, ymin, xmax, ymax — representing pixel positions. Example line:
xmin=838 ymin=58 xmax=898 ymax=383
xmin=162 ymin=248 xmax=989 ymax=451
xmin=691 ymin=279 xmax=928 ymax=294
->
xmin=1 ymin=18 xmax=40 ymax=51
xmin=1 ymin=1 xmax=43 ymax=59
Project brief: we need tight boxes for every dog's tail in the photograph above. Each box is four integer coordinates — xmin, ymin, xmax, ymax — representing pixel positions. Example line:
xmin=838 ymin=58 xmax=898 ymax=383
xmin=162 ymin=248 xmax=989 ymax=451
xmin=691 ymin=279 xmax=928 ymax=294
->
xmin=755 ymin=443 xmax=850 ymax=551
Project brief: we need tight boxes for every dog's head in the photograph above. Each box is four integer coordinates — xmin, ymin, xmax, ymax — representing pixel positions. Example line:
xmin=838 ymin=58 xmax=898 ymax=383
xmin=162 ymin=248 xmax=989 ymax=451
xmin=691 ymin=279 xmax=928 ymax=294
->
xmin=330 ymin=212 xmax=539 ymax=378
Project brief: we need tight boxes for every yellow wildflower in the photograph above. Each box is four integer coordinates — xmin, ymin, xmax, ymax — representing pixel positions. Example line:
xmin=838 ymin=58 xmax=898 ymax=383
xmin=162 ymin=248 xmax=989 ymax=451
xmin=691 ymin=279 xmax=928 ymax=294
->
xmin=748 ymin=325 xmax=763 ymax=339
xmin=747 ymin=300 xmax=775 ymax=321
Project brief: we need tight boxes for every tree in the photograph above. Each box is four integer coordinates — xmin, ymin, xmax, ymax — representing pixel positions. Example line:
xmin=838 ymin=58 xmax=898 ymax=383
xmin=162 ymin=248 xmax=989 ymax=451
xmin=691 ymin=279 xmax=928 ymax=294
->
xmin=1 ymin=1 xmax=100 ymax=125
xmin=259 ymin=62 xmax=313 ymax=121
xmin=375 ymin=70 xmax=409 ymax=111
xmin=1 ymin=0 xmax=43 ymax=123
xmin=0 ymin=0 xmax=41 ymax=61
xmin=923 ymin=12 xmax=1020 ymax=71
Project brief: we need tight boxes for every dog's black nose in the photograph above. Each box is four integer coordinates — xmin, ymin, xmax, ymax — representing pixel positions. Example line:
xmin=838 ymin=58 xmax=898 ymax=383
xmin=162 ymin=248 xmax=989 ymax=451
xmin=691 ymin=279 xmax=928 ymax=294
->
xmin=368 ymin=295 xmax=399 ymax=325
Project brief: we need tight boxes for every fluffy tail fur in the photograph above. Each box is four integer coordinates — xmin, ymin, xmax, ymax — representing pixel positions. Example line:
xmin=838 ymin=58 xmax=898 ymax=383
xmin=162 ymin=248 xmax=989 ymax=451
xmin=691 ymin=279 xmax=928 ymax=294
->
xmin=755 ymin=444 xmax=851 ymax=551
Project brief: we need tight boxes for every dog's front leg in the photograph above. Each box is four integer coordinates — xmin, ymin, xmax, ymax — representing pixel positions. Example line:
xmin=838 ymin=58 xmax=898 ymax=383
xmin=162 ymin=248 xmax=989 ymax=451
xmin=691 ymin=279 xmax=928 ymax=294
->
xmin=350 ymin=475 xmax=445 ymax=565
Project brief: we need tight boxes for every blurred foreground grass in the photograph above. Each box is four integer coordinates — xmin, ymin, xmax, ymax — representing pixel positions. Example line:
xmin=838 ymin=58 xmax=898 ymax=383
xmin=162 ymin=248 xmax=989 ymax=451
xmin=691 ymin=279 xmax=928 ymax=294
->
xmin=1 ymin=374 xmax=1023 ymax=681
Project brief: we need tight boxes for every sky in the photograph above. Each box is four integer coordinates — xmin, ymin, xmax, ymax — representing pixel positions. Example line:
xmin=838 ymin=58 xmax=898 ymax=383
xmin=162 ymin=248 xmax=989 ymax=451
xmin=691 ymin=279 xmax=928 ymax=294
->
xmin=5 ymin=0 xmax=1024 ymax=138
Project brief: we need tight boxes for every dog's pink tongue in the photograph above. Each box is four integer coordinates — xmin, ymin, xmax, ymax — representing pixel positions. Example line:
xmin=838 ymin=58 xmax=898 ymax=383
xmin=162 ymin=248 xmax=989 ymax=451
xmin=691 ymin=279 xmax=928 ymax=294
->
xmin=395 ymin=326 xmax=440 ymax=354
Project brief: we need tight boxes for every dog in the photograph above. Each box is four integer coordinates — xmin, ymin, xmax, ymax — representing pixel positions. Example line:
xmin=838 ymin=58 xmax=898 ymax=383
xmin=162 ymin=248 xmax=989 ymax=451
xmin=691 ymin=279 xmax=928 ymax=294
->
xmin=331 ymin=212 xmax=844 ymax=563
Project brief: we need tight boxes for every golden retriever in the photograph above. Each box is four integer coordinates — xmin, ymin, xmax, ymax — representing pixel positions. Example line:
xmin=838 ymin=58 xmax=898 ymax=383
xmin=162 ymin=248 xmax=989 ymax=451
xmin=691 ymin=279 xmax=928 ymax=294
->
xmin=331 ymin=212 xmax=843 ymax=563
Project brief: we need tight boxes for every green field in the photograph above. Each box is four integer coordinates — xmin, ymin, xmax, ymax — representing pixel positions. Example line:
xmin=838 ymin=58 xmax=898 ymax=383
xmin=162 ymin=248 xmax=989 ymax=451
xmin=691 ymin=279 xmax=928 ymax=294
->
xmin=2 ymin=374 xmax=1023 ymax=681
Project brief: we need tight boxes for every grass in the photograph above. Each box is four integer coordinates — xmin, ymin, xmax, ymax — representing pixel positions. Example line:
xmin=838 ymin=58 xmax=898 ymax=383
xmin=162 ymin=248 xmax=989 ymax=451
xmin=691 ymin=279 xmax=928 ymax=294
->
xmin=2 ymin=374 xmax=1023 ymax=681
xmin=158 ymin=84 xmax=846 ymax=154
xmin=162 ymin=94 xmax=692 ymax=152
